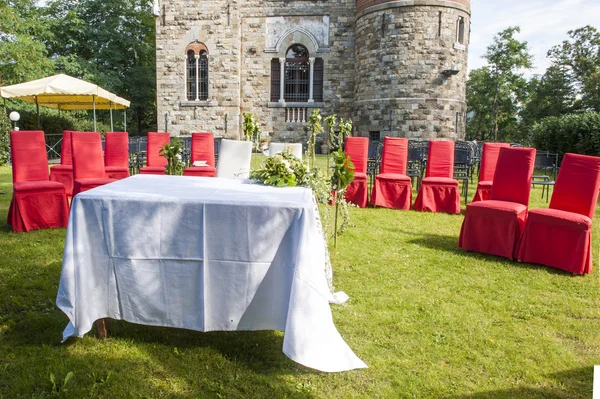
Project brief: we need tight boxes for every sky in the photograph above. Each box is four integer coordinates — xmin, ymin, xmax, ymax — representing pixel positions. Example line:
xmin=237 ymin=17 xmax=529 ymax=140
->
xmin=468 ymin=0 xmax=600 ymax=76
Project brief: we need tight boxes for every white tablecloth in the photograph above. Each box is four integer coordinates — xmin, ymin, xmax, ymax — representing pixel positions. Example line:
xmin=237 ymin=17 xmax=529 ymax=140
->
xmin=56 ymin=175 xmax=366 ymax=372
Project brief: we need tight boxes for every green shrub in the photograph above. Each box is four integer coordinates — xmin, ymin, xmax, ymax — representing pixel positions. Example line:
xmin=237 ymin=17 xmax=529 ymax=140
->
xmin=532 ymin=112 xmax=600 ymax=161
xmin=0 ymin=110 xmax=11 ymax=165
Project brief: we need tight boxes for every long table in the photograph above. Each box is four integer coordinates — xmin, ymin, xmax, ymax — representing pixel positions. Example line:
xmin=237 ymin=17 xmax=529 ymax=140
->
xmin=56 ymin=175 xmax=366 ymax=372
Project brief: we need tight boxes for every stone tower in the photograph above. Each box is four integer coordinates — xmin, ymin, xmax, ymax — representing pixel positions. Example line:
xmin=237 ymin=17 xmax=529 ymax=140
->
xmin=354 ymin=0 xmax=471 ymax=139
xmin=154 ymin=0 xmax=470 ymax=141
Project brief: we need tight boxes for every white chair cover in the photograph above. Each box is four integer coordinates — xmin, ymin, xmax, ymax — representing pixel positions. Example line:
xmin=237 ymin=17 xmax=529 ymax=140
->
xmin=269 ymin=142 xmax=303 ymax=160
xmin=216 ymin=139 xmax=252 ymax=179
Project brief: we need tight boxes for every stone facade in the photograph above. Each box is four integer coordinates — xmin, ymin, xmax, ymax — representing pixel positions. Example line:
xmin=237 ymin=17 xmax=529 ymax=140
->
xmin=155 ymin=0 xmax=470 ymax=142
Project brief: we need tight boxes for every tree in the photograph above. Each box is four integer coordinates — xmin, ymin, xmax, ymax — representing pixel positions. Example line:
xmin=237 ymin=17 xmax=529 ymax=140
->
xmin=42 ymin=0 xmax=157 ymax=134
xmin=547 ymin=25 xmax=600 ymax=112
xmin=0 ymin=0 xmax=53 ymax=85
xmin=467 ymin=27 xmax=533 ymax=141
xmin=521 ymin=65 xmax=576 ymax=128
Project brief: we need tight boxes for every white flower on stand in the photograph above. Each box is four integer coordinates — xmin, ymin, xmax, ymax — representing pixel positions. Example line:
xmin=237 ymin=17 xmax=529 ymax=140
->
xmin=175 ymin=153 xmax=182 ymax=161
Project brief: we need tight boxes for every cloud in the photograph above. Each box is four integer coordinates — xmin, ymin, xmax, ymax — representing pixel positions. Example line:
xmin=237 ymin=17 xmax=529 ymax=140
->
xmin=468 ymin=0 xmax=600 ymax=76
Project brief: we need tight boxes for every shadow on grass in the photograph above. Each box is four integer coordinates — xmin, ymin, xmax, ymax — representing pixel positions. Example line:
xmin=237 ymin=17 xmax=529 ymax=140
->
xmin=1 ymin=315 xmax=319 ymax=398
xmin=3 ymin=311 xmax=318 ymax=377
xmin=445 ymin=366 xmax=592 ymax=399
xmin=401 ymin=230 xmax=580 ymax=276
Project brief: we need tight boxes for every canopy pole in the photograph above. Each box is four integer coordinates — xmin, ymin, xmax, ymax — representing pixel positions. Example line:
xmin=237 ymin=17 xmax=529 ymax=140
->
xmin=35 ymin=96 xmax=41 ymax=129
xmin=93 ymin=95 xmax=97 ymax=131
xmin=110 ymin=102 xmax=114 ymax=132
xmin=124 ymin=110 xmax=127 ymax=132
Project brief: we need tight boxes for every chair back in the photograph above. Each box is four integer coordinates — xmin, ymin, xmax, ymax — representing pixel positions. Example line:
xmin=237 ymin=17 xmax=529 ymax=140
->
xmin=550 ymin=153 xmax=600 ymax=219
xmin=216 ymin=139 xmax=252 ymax=178
xmin=191 ymin=132 xmax=216 ymax=167
xmin=380 ymin=137 xmax=408 ymax=174
xmin=60 ymin=130 xmax=73 ymax=166
xmin=269 ymin=142 xmax=303 ymax=160
xmin=425 ymin=140 xmax=454 ymax=178
xmin=146 ymin=132 xmax=170 ymax=167
xmin=479 ymin=142 xmax=510 ymax=181
xmin=345 ymin=137 xmax=369 ymax=174
xmin=491 ymin=147 xmax=536 ymax=206
xmin=10 ymin=130 xmax=50 ymax=184
xmin=71 ymin=132 xmax=106 ymax=179
xmin=105 ymin=132 xmax=129 ymax=168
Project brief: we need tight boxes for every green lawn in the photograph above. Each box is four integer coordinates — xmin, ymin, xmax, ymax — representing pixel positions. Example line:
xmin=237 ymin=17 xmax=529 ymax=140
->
xmin=1 ymin=158 xmax=599 ymax=398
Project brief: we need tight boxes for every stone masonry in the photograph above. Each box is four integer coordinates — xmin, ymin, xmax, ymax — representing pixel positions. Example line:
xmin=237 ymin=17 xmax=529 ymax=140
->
xmin=155 ymin=0 xmax=470 ymax=142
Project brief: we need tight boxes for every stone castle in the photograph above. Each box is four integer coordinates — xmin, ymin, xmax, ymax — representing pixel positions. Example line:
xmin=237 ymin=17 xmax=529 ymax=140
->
xmin=154 ymin=0 xmax=470 ymax=143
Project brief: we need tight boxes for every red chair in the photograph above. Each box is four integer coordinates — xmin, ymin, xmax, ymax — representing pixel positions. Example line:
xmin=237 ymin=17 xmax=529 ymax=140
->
xmin=7 ymin=131 xmax=69 ymax=232
xmin=344 ymin=137 xmax=369 ymax=208
xmin=71 ymin=132 xmax=117 ymax=197
xmin=139 ymin=132 xmax=170 ymax=175
xmin=516 ymin=153 xmax=600 ymax=274
xmin=104 ymin=132 xmax=130 ymax=180
xmin=459 ymin=147 xmax=536 ymax=260
xmin=472 ymin=142 xmax=510 ymax=202
xmin=413 ymin=140 xmax=460 ymax=214
xmin=49 ymin=130 xmax=74 ymax=198
xmin=183 ymin=132 xmax=216 ymax=177
xmin=369 ymin=137 xmax=412 ymax=210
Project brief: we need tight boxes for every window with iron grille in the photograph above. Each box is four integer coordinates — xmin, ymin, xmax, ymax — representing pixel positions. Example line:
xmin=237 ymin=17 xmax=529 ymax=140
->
xmin=270 ymin=44 xmax=324 ymax=103
xmin=185 ymin=42 xmax=209 ymax=101
xmin=186 ymin=50 xmax=197 ymax=101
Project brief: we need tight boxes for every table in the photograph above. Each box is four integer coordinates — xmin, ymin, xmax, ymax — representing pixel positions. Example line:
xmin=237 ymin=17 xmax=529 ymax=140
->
xmin=56 ymin=175 xmax=366 ymax=372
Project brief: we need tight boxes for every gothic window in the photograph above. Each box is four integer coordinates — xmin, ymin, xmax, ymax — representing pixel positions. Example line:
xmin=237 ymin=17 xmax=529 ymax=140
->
xmin=184 ymin=42 xmax=209 ymax=101
xmin=270 ymin=44 xmax=324 ymax=103
xmin=456 ymin=17 xmax=465 ymax=45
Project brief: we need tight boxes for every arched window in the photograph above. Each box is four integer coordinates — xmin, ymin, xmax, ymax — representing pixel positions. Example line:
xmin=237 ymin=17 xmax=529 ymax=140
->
xmin=270 ymin=43 xmax=324 ymax=103
xmin=456 ymin=17 xmax=465 ymax=45
xmin=184 ymin=41 xmax=209 ymax=101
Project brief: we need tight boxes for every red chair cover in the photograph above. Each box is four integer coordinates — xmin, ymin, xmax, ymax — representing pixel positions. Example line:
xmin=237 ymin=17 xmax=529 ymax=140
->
xmin=104 ymin=132 xmax=130 ymax=180
xmin=49 ymin=130 xmax=74 ymax=197
xmin=183 ymin=132 xmax=217 ymax=177
xmin=71 ymin=132 xmax=116 ymax=196
xmin=344 ymin=137 xmax=369 ymax=208
xmin=413 ymin=140 xmax=460 ymax=214
xmin=516 ymin=153 xmax=600 ymax=274
xmin=139 ymin=132 xmax=170 ymax=175
xmin=473 ymin=142 xmax=510 ymax=202
xmin=7 ymin=131 xmax=69 ymax=232
xmin=370 ymin=137 xmax=412 ymax=210
xmin=459 ymin=147 xmax=535 ymax=259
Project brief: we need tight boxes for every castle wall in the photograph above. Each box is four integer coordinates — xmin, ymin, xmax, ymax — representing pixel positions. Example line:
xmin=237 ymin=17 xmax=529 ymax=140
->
xmin=155 ymin=0 xmax=356 ymax=141
xmin=155 ymin=0 xmax=470 ymax=141
xmin=354 ymin=1 xmax=470 ymax=139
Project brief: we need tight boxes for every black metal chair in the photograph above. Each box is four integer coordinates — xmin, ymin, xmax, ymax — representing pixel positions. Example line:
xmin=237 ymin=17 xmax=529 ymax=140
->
xmin=532 ymin=151 xmax=558 ymax=203
xmin=407 ymin=140 xmax=427 ymax=189
xmin=454 ymin=141 xmax=471 ymax=204
xmin=367 ymin=141 xmax=384 ymax=199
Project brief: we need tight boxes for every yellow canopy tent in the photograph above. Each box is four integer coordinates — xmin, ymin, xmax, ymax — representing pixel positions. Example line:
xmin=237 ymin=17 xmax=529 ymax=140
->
xmin=0 ymin=74 xmax=131 ymax=131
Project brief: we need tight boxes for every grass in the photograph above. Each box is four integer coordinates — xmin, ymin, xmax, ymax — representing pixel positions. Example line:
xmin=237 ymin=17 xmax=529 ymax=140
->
xmin=1 ymin=156 xmax=600 ymax=398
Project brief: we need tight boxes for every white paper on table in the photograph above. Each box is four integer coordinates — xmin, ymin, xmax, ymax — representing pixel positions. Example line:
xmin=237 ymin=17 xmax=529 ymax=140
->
xmin=192 ymin=160 xmax=208 ymax=166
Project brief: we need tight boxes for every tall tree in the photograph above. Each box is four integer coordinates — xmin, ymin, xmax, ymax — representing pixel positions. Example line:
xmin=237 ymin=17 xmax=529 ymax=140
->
xmin=0 ymin=0 xmax=53 ymax=85
xmin=43 ymin=0 xmax=157 ymax=134
xmin=466 ymin=27 xmax=533 ymax=141
xmin=484 ymin=27 xmax=533 ymax=140
xmin=521 ymin=64 xmax=576 ymax=128
xmin=547 ymin=25 xmax=600 ymax=112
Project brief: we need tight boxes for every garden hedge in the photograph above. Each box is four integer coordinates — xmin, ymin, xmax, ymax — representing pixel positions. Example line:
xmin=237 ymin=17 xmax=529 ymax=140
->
xmin=532 ymin=112 xmax=600 ymax=161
